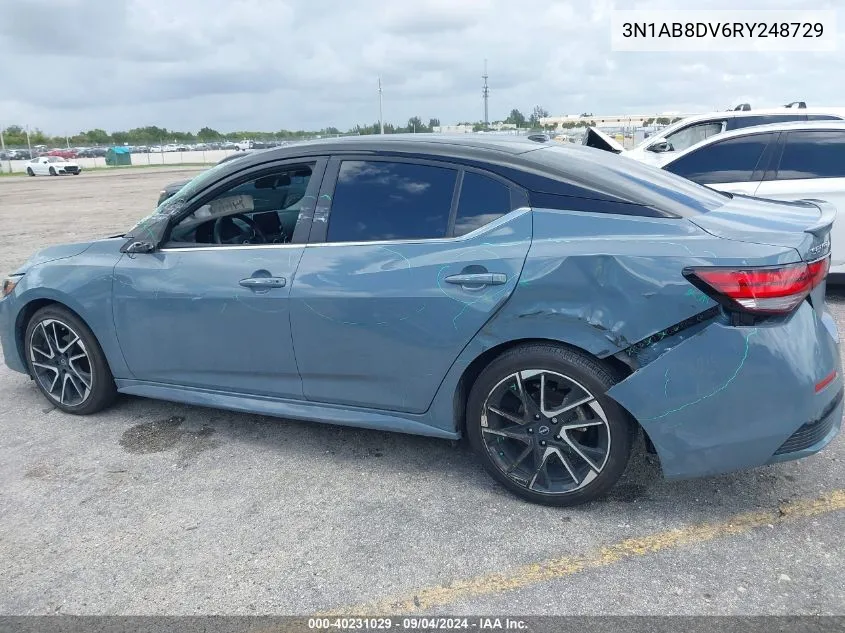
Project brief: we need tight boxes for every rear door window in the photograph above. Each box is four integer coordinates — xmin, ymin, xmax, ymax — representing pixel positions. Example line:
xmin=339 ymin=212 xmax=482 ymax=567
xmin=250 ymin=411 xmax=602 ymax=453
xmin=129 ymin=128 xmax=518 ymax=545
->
xmin=663 ymin=133 xmax=775 ymax=185
xmin=453 ymin=172 xmax=514 ymax=236
xmin=775 ymin=130 xmax=845 ymax=180
xmin=664 ymin=121 xmax=725 ymax=152
xmin=327 ymin=160 xmax=458 ymax=242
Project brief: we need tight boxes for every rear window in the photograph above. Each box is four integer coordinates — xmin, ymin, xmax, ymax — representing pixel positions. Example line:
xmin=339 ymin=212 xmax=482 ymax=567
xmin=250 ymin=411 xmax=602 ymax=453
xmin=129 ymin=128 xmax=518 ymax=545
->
xmin=777 ymin=130 xmax=845 ymax=180
xmin=664 ymin=133 xmax=774 ymax=185
xmin=527 ymin=145 xmax=730 ymax=217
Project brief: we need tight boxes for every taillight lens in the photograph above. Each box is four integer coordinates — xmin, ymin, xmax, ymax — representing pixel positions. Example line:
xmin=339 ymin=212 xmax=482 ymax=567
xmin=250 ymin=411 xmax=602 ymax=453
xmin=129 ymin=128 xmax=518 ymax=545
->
xmin=684 ymin=257 xmax=829 ymax=315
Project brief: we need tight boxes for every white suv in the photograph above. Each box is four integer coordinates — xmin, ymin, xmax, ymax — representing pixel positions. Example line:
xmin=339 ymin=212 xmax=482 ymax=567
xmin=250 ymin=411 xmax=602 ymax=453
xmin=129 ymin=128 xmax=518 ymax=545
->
xmin=660 ymin=121 xmax=845 ymax=277
xmin=585 ymin=104 xmax=845 ymax=166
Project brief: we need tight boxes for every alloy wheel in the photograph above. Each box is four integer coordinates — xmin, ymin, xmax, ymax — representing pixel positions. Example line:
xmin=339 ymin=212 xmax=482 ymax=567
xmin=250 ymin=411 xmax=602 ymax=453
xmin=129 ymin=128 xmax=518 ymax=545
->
xmin=480 ymin=369 xmax=611 ymax=495
xmin=29 ymin=319 xmax=93 ymax=407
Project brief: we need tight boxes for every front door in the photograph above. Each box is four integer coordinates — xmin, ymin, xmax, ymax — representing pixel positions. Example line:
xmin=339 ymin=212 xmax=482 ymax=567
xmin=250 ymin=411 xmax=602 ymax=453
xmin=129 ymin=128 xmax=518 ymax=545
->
xmin=113 ymin=159 xmax=324 ymax=398
xmin=289 ymin=158 xmax=533 ymax=413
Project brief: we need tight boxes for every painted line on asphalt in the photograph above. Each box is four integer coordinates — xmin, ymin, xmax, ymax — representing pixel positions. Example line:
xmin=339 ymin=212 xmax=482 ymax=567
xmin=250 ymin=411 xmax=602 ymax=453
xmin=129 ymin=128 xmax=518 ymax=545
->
xmin=326 ymin=489 xmax=845 ymax=615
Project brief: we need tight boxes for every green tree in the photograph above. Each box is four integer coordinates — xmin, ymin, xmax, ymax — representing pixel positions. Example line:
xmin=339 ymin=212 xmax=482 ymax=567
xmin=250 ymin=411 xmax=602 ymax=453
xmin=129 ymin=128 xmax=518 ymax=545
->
xmin=406 ymin=116 xmax=427 ymax=133
xmin=197 ymin=127 xmax=221 ymax=141
xmin=655 ymin=117 xmax=671 ymax=126
xmin=80 ymin=129 xmax=111 ymax=144
xmin=428 ymin=118 xmax=440 ymax=129
xmin=528 ymin=105 xmax=550 ymax=128
xmin=505 ymin=109 xmax=527 ymax=127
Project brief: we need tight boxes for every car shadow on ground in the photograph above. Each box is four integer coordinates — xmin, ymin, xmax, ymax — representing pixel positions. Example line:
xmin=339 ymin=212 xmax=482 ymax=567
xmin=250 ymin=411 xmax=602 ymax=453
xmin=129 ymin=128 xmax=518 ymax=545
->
xmin=102 ymin=390 xmax=827 ymax=517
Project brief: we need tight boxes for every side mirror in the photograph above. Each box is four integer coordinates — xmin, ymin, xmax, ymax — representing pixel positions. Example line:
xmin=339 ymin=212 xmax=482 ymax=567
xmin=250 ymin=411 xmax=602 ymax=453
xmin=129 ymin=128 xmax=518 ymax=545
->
xmin=647 ymin=140 xmax=674 ymax=153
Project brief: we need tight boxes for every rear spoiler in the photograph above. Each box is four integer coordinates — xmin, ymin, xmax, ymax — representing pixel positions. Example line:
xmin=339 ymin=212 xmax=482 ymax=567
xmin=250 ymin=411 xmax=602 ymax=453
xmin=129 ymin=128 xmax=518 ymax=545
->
xmin=798 ymin=199 xmax=836 ymax=260
xmin=799 ymin=199 xmax=837 ymax=237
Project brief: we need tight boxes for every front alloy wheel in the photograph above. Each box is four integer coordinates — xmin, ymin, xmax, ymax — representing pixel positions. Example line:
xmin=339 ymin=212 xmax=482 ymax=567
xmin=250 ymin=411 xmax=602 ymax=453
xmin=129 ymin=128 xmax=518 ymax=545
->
xmin=25 ymin=306 xmax=117 ymax=414
xmin=29 ymin=319 xmax=92 ymax=406
xmin=467 ymin=344 xmax=633 ymax=506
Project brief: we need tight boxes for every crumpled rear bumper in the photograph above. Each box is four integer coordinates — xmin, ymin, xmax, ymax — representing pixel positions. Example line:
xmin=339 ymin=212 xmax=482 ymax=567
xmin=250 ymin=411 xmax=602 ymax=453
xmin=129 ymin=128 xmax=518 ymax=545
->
xmin=607 ymin=301 xmax=842 ymax=479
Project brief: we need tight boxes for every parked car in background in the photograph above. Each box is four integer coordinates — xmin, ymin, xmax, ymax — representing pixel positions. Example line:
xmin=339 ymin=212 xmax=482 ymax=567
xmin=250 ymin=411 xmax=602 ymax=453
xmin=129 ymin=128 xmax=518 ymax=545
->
xmin=660 ymin=121 xmax=845 ymax=279
xmin=75 ymin=147 xmax=106 ymax=158
xmin=5 ymin=149 xmax=32 ymax=160
xmin=583 ymin=103 xmax=845 ymax=166
xmin=26 ymin=156 xmax=81 ymax=176
xmin=2 ymin=136 xmax=840 ymax=506
xmin=47 ymin=148 xmax=78 ymax=159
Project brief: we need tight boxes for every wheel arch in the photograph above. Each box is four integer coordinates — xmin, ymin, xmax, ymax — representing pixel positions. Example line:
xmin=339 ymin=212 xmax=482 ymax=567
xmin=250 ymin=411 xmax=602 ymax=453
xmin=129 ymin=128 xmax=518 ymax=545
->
xmin=452 ymin=337 xmax=652 ymax=448
xmin=15 ymin=299 xmax=102 ymax=376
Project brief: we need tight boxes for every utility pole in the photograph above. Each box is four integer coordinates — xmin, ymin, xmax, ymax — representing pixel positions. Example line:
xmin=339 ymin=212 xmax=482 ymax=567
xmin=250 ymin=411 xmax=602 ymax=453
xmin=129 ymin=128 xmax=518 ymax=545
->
xmin=0 ymin=127 xmax=8 ymax=174
xmin=378 ymin=76 xmax=384 ymax=135
xmin=25 ymin=125 xmax=32 ymax=158
xmin=482 ymin=59 xmax=490 ymax=128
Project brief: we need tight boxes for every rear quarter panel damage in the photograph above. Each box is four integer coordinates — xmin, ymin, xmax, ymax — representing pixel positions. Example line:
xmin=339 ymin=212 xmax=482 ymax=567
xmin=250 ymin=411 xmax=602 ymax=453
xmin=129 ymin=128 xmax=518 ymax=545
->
xmin=442 ymin=208 xmax=839 ymax=474
xmin=472 ymin=208 xmax=800 ymax=357
xmin=607 ymin=303 xmax=842 ymax=478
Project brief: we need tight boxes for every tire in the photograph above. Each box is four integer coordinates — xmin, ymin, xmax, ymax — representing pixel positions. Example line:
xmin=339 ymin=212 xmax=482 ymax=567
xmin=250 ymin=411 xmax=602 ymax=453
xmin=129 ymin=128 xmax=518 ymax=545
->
xmin=49 ymin=167 xmax=56 ymax=176
xmin=24 ymin=305 xmax=117 ymax=415
xmin=466 ymin=343 xmax=634 ymax=506
xmin=26 ymin=167 xmax=34 ymax=176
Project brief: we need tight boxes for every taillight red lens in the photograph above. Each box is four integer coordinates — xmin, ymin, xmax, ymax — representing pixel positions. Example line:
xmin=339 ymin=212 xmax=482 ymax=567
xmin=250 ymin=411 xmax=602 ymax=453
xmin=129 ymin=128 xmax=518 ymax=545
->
xmin=684 ymin=257 xmax=829 ymax=314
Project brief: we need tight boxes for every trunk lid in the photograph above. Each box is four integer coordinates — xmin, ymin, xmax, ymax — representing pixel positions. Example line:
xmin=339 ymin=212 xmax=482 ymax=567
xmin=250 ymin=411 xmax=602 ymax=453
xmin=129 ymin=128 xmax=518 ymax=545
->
xmin=689 ymin=194 xmax=835 ymax=263
xmin=582 ymin=127 xmax=624 ymax=153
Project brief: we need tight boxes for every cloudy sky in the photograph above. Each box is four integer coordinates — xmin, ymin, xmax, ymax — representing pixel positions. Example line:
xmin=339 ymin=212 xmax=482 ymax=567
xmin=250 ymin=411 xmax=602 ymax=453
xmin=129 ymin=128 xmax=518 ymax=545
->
xmin=0 ymin=0 xmax=842 ymax=135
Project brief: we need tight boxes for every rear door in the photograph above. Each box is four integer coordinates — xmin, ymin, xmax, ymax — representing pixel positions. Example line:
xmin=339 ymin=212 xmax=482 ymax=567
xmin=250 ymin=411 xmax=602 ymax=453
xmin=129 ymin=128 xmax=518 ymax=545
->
xmin=755 ymin=129 xmax=845 ymax=268
xmin=289 ymin=157 xmax=532 ymax=414
xmin=662 ymin=132 xmax=777 ymax=196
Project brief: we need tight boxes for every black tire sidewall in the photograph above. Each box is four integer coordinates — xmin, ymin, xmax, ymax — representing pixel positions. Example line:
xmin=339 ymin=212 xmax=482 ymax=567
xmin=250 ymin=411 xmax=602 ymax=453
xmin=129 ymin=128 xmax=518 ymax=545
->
xmin=24 ymin=306 xmax=116 ymax=415
xmin=466 ymin=344 xmax=634 ymax=507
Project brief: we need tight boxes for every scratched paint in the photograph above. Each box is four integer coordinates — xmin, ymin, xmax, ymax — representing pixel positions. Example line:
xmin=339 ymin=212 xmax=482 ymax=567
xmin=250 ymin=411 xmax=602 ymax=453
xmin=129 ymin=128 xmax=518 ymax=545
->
xmin=608 ymin=302 xmax=841 ymax=478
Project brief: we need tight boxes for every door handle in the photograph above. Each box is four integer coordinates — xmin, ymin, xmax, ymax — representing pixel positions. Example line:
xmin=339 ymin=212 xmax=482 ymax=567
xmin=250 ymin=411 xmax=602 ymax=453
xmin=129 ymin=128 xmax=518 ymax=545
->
xmin=239 ymin=276 xmax=286 ymax=289
xmin=444 ymin=273 xmax=507 ymax=286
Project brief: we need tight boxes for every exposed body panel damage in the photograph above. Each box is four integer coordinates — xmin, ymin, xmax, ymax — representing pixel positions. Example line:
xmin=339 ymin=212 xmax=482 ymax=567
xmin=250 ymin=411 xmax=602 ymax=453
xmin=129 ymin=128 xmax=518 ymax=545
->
xmin=452 ymin=207 xmax=841 ymax=478
xmin=470 ymin=207 xmax=801 ymax=360
xmin=608 ymin=303 xmax=842 ymax=478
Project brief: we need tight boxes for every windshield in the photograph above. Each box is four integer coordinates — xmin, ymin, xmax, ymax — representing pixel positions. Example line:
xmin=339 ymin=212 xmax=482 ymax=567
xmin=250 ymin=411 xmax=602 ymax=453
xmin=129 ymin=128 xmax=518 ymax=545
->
xmin=124 ymin=160 xmax=238 ymax=240
xmin=529 ymin=145 xmax=730 ymax=217
xmin=47 ymin=156 xmax=66 ymax=163
xmin=158 ymin=161 xmax=232 ymax=210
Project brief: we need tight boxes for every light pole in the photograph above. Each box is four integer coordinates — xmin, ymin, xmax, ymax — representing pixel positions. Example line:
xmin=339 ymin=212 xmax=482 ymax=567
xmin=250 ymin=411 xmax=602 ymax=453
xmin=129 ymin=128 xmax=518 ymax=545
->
xmin=378 ymin=76 xmax=384 ymax=134
xmin=0 ymin=127 xmax=8 ymax=173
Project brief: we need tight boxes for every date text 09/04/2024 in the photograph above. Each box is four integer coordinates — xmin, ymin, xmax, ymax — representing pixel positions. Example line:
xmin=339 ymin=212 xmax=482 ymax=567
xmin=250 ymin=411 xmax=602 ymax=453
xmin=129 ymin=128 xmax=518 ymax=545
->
xmin=307 ymin=617 xmax=528 ymax=630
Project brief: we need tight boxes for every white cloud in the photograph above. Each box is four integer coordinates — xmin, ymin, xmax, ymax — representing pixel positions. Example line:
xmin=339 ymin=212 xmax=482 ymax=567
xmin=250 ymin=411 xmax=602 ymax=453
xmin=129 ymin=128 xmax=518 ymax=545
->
xmin=0 ymin=0 xmax=842 ymax=135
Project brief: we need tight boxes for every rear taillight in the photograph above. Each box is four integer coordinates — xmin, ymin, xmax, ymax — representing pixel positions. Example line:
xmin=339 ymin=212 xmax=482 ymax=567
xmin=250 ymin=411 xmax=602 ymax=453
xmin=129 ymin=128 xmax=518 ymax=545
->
xmin=683 ymin=257 xmax=829 ymax=315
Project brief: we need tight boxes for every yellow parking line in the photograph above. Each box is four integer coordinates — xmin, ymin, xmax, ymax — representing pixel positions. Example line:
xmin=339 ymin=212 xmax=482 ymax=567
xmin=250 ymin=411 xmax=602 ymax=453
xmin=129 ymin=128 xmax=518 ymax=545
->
xmin=327 ymin=489 xmax=845 ymax=615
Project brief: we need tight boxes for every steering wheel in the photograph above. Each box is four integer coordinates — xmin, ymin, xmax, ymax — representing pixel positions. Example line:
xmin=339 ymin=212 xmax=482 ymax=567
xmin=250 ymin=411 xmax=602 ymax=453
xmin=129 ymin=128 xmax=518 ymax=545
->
xmin=213 ymin=213 xmax=267 ymax=245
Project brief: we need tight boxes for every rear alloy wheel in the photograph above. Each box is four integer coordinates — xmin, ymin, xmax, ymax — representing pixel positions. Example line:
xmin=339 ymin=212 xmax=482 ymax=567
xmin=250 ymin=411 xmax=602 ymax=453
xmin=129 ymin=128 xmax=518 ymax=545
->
xmin=49 ymin=167 xmax=56 ymax=176
xmin=26 ymin=167 xmax=34 ymax=176
xmin=25 ymin=306 xmax=117 ymax=414
xmin=467 ymin=344 xmax=634 ymax=506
